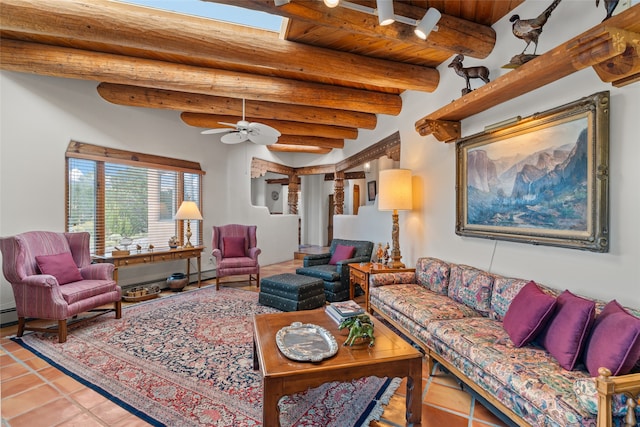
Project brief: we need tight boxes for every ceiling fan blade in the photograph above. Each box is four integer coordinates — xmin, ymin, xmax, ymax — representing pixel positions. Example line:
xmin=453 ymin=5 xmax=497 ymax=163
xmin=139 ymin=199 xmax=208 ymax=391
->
xmin=248 ymin=122 xmax=281 ymax=137
xmin=201 ymin=128 xmax=233 ymax=135
xmin=248 ymin=133 xmax=279 ymax=145
xmin=221 ymin=132 xmax=249 ymax=144
xmin=218 ymin=122 xmax=238 ymax=128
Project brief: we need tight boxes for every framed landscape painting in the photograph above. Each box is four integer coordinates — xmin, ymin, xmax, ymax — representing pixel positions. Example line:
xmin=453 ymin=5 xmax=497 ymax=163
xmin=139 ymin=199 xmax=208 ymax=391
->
xmin=456 ymin=91 xmax=610 ymax=252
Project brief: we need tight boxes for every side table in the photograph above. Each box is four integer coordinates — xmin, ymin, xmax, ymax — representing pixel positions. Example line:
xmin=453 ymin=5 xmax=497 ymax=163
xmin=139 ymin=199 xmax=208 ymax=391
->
xmin=348 ymin=262 xmax=415 ymax=312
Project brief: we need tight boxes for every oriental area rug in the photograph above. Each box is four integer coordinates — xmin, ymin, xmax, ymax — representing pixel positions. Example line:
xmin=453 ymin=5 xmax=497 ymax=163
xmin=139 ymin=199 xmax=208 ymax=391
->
xmin=13 ymin=287 xmax=400 ymax=427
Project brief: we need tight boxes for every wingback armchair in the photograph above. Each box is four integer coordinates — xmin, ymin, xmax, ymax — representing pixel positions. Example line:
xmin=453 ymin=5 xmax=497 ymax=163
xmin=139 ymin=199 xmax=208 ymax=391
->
xmin=212 ymin=224 xmax=261 ymax=290
xmin=0 ymin=231 xmax=121 ymax=343
xmin=296 ymin=238 xmax=374 ymax=302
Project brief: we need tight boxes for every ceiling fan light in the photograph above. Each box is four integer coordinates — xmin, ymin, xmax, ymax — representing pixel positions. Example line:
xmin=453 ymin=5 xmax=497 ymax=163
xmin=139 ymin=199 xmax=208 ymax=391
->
xmin=414 ymin=8 xmax=441 ymax=40
xmin=376 ymin=0 xmax=395 ymax=26
xmin=323 ymin=0 xmax=340 ymax=8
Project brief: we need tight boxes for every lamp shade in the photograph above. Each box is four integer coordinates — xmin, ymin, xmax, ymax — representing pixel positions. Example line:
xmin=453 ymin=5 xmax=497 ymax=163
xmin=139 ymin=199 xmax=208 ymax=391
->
xmin=378 ymin=169 xmax=412 ymax=211
xmin=173 ymin=201 xmax=203 ymax=220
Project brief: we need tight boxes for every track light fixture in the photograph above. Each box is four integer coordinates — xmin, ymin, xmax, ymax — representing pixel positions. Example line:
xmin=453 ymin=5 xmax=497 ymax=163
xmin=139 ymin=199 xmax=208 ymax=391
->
xmin=274 ymin=1 xmax=441 ymax=40
xmin=376 ymin=0 xmax=395 ymax=26
xmin=414 ymin=8 xmax=441 ymax=40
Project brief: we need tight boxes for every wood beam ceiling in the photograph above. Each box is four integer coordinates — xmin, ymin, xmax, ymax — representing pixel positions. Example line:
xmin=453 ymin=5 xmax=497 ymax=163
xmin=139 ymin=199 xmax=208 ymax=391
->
xmin=0 ymin=0 xmax=439 ymax=93
xmin=100 ymin=84 xmax=377 ymax=129
xmin=181 ymin=113 xmax=358 ymax=140
xmin=0 ymin=39 xmax=401 ymax=115
xmin=209 ymin=0 xmax=496 ymax=59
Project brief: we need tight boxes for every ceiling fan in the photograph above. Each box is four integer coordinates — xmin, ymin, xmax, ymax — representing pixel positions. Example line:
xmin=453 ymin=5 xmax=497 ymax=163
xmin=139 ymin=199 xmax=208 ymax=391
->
xmin=201 ymin=99 xmax=280 ymax=145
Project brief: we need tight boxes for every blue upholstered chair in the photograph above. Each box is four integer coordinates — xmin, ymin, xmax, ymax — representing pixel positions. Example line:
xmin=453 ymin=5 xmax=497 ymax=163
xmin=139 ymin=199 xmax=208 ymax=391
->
xmin=296 ymin=239 xmax=373 ymax=302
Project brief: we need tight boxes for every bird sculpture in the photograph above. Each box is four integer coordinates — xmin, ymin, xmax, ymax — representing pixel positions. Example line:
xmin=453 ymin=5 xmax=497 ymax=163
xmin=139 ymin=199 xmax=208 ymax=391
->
xmin=510 ymin=0 xmax=563 ymax=56
xmin=596 ymin=0 xmax=619 ymax=21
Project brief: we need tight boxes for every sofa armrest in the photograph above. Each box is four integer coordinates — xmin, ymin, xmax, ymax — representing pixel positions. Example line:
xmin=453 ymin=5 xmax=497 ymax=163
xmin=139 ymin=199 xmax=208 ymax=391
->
xmin=303 ymin=253 xmax=331 ymax=267
xmin=16 ymin=275 xmax=68 ymax=318
xmin=370 ymin=272 xmax=417 ymax=288
xmin=596 ymin=367 xmax=640 ymax=427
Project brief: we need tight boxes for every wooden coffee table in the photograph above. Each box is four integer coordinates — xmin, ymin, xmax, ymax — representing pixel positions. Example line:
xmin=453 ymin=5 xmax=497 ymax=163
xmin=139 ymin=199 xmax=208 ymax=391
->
xmin=253 ymin=308 xmax=422 ymax=426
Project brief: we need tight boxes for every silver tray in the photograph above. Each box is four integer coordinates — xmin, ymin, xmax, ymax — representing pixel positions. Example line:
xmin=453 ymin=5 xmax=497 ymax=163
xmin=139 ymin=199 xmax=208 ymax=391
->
xmin=275 ymin=322 xmax=338 ymax=362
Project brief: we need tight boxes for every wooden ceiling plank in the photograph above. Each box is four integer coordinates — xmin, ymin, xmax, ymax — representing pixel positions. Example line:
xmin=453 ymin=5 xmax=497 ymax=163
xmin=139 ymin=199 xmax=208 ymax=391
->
xmin=213 ymin=0 xmax=495 ymax=59
xmin=0 ymin=0 xmax=438 ymax=93
xmin=276 ymin=135 xmax=344 ymax=149
xmin=267 ymin=144 xmax=332 ymax=154
xmin=180 ymin=113 xmax=358 ymax=140
xmin=0 ymin=39 xmax=402 ymax=115
xmin=97 ymin=83 xmax=377 ymax=129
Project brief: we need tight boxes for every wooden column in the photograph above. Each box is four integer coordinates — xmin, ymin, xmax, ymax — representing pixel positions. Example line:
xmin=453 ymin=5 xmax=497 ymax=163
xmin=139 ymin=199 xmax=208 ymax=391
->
xmin=287 ymin=174 xmax=299 ymax=215
xmin=333 ymin=171 xmax=345 ymax=215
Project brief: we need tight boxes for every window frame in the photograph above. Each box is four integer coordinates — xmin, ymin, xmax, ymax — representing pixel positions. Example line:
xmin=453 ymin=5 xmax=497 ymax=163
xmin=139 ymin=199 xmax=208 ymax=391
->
xmin=65 ymin=141 xmax=204 ymax=255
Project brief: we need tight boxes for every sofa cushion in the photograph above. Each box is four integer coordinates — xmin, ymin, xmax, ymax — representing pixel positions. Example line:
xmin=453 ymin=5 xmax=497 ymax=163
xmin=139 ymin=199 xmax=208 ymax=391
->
xmin=415 ymin=257 xmax=450 ymax=295
xmin=36 ymin=252 xmax=83 ymax=285
xmin=503 ymin=281 xmax=557 ymax=347
xmin=426 ymin=317 xmax=595 ymax=426
xmin=583 ymin=300 xmax=640 ymax=377
xmin=223 ymin=236 xmax=246 ymax=257
xmin=296 ymin=265 xmax=340 ymax=282
xmin=370 ymin=284 xmax=482 ymax=328
xmin=538 ymin=290 xmax=596 ymax=370
xmin=329 ymin=244 xmax=355 ymax=265
xmin=447 ymin=264 xmax=494 ymax=316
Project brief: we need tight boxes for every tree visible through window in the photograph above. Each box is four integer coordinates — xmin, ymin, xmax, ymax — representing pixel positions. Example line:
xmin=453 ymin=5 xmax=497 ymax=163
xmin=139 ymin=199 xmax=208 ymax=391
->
xmin=66 ymin=142 xmax=203 ymax=255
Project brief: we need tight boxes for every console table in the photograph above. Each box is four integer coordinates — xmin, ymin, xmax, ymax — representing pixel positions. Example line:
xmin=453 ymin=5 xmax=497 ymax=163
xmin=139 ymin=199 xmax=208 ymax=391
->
xmin=349 ymin=262 xmax=415 ymax=312
xmin=94 ymin=246 xmax=204 ymax=287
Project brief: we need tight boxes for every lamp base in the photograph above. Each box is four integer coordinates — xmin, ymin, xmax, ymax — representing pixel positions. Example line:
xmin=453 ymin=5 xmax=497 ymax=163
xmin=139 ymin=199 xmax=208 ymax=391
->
xmin=389 ymin=209 xmax=405 ymax=269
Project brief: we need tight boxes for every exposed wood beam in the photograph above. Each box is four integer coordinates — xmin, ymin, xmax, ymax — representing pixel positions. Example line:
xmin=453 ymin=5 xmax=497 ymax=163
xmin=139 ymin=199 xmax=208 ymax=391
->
xmin=0 ymin=39 xmax=402 ymax=115
xmin=276 ymin=135 xmax=344 ymax=149
xmin=212 ymin=0 xmax=495 ymax=59
xmin=267 ymin=145 xmax=332 ymax=154
xmin=0 ymin=0 xmax=439 ymax=92
xmin=100 ymin=84 xmax=377 ymax=129
xmin=181 ymin=113 xmax=358 ymax=140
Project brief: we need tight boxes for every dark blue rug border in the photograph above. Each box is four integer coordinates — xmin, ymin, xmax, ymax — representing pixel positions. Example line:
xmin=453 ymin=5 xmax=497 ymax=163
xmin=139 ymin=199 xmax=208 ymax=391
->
xmin=11 ymin=335 xmax=165 ymax=427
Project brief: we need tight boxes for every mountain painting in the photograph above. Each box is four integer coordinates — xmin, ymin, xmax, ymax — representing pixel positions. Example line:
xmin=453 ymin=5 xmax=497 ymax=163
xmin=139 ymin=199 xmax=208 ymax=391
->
xmin=465 ymin=117 xmax=589 ymax=232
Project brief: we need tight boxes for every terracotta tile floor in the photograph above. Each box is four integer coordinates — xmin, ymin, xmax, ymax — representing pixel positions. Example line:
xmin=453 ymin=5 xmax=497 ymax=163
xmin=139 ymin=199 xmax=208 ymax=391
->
xmin=1 ymin=257 xmax=508 ymax=427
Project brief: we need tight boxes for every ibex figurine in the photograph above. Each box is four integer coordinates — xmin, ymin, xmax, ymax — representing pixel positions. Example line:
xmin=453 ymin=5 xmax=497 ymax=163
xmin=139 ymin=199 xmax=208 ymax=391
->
xmin=448 ymin=54 xmax=490 ymax=92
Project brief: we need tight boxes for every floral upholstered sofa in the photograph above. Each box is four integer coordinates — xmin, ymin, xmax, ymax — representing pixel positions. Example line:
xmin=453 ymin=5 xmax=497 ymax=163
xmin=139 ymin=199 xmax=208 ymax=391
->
xmin=369 ymin=257 xmax=640 ymax=427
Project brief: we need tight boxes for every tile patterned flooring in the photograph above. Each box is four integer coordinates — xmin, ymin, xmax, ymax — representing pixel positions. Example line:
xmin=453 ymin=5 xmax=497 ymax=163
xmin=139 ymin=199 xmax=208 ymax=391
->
xmin=1 ymin=258 xmax=508 ymax=427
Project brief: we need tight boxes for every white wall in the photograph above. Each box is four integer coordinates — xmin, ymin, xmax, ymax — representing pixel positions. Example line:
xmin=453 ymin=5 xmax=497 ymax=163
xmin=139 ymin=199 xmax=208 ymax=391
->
xmin=1 ymin=1 xmax=639 ymax=321
xmin=339 ymin=1 xmax=640 ymax=308
xmin=0 ymin=72 xmax=298 ymax=320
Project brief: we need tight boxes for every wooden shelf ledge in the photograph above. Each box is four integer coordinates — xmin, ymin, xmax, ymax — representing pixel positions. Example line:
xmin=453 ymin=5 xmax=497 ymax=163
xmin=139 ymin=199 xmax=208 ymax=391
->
xmin=415 ymin=5 xmax=640 ymax=143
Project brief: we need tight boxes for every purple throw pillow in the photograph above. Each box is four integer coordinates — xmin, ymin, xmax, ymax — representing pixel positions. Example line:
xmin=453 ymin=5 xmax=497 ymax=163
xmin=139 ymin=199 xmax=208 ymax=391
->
xmin=223 ymin=237 xmax=246 ymax=258
xmin=35 ymin=252 xmax=83 ymax=285
xmin=329 ymin=244 xmax=356 ymax=265
xmin=503 ymin=281 xmax=557 ymax=347
xmin=538 ymin=290 xmax=596 ymax=370
xmin=584 ymin=300 xmax=640 ymax=377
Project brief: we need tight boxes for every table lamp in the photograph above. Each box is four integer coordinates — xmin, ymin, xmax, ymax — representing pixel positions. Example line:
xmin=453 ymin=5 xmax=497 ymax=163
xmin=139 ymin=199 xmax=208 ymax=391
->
xmin=378 ymin=169 xmax=412 ymax=268
xmin=173 ymin=201 xmax=203 ymax=248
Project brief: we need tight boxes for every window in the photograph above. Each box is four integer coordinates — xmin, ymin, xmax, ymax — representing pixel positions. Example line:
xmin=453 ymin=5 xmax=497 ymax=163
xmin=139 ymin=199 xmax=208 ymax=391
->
xmin=66 ymin=142 xmax=204 ymax=255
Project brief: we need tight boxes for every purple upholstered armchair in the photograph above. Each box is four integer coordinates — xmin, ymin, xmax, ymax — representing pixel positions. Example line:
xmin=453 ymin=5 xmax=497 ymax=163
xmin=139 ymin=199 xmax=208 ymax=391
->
xmin=211 ymin=224 xmax=261 ymax=290
xmin=0 ymin=231 xmax=121 ymax=343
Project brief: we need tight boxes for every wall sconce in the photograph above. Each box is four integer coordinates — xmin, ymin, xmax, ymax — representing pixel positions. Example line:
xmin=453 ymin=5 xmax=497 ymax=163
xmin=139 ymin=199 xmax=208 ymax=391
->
xmin=378 ymin=168 xmax=412 ymax=268
xmin=174 ymin=201 xmax=203 ymax=248
xmin=363 ymin=162 xmax=371 ymax=173
xmin=414 ymin=8 xmax=441 ymax=40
